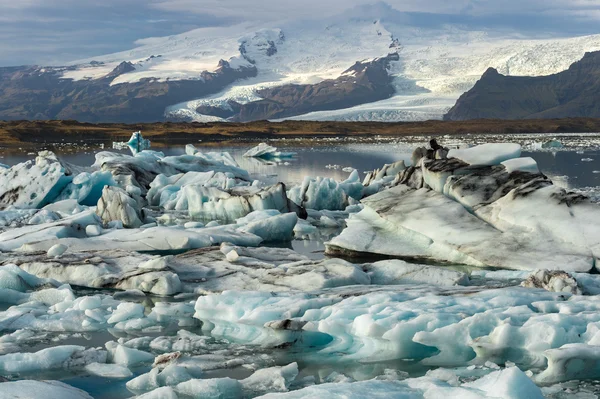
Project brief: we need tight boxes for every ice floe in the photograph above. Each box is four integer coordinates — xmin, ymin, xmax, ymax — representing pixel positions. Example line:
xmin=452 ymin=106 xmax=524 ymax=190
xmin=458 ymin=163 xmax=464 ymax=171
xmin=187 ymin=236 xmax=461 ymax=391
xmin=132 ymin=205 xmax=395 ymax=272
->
xmin=1 ymin=138 xmax=600 ymax=398
xmin=244 ymin=143 xmax=296 ymax=160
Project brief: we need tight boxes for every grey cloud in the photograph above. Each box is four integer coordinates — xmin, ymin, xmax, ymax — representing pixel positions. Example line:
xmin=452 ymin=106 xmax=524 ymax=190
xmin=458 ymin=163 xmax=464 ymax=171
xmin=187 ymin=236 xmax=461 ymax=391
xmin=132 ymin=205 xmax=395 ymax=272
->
xmin=0 ymin=0 xmax=599 ymax=66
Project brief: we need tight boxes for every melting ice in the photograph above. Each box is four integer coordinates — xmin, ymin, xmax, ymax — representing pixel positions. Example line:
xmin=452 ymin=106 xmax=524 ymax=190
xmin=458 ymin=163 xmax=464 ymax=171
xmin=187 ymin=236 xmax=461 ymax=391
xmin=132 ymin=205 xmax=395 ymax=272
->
xmin=0 ymin=133 xmax=600 ymax=398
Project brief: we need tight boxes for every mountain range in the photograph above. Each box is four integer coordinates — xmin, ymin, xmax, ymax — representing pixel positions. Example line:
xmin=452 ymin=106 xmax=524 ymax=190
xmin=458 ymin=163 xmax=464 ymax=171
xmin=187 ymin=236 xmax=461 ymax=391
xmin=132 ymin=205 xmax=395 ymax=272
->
xmin=1 ymin=2 xmax=600 ymax=123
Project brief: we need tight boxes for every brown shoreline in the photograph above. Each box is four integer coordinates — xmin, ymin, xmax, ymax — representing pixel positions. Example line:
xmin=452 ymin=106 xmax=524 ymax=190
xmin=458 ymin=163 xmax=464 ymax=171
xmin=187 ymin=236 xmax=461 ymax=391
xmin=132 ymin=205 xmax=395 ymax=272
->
xmin=1 ymin=118 xmax=600 ymax=148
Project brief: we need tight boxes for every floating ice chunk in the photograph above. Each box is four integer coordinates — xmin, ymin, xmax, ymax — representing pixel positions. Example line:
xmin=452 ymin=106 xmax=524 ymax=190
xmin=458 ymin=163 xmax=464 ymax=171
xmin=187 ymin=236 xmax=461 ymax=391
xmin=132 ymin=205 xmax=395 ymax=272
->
xmin=0 ymin=380 xmax=93 ymax=399
xmin=3 ymin=250 xmax=182 ymax=296
xmin=127 ymin=364 xmax=194 ymax=392
xmin=184 ymin=221 xmax=204 ymax=229
xmin=17 ymin=224 xmax=262 ymax=253
xmin=179 ymin=183 xmax=298 ymax=223
xmin=293 ymin=218 xmax=318 ymax=236
xmin=0 ymin=345 xmax=106 ymax=373
xmin=521 ymin=269 xmax=581 ymax=294
xmin=47 ymin=243 xmax=68 ymax=258
xmin=582 ymin=158 xmax=594 ymax=162
xmin=0 ymin=151 xmax=72 ymax=210
xmin=96 ymin=186 xmax=143 ymax=228
xmin=448 ymin=143 xmax=521 ymax=166
xmin=108 ymin=342 xmax=154 ymax=366
xmin=86 ymin=224 xmax=103 ymax=236
xmin=328 ymin=183 xmax=597 ymax=272
xmin=0 ymin=209 xmax=100 ymax=251
xmin=464 ymin=367 xmax=544 ymax=398
xmin=363 ymin=160 xmax=406 ymax=186
xmin=236 ymin=209 xmax=282 ymax=225
xmin=254 ymin=380 xmax=415 ymax=399
xmin=127 ymin=131 xmax=152 ymax=155
xmin=147 ymin=171 xmax=247 ymax=208
xmin=536 ymin=343 xmax=600 ymax=383
xmin=239 ymin=212 xmax=298 ymax=242
xmin=365 ymin=260 xmax=469 ymax=286
xmin=27 ymin=209 xmax=61 ymax=225
xmin=542 ymin=140 xmax=563 ymax=150
xmin=134 ymin=387 xmax=178 ymax=399
xmin=241 ymin=363 xmax=299 ymax=396
xmin=175 ymin=377 xmax=243 ymax=399
xmin=501 ymin=157 xmax=539 ymax=174
xmin=288 ymin=171 xmax=363 ymax=211
xmin=0 ymin=264 xmax=59 ymax=292
xmin=243 ymin=143 xmax=296 ymax=159
xmin=85 ymin=362 xmax=132 ymax=378
xmin=107 ymin=302 xmax=145 ymax=324
xmin=43 ymin=199 xmax=86 ymax=217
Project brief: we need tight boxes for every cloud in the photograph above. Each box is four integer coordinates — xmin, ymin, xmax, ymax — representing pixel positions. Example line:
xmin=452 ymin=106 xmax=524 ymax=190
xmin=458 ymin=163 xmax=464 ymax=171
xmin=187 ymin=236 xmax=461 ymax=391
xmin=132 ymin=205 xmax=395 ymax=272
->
xmin=0 ymin=0 xmax=598 ymax=66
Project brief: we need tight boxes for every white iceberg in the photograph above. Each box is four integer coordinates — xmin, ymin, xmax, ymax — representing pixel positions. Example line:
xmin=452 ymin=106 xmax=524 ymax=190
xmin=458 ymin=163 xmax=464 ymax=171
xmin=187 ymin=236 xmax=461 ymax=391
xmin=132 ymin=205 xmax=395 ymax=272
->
xmin=127 ymin=131 xmax=152 ymax=155
xmin=448 ymin=143 xmax=522 ymax=166
xmin=288 ymin=171 xmax=363 ymax=211
xmin=0 ymin=380 xmax=93 ymax=399
xmin=243 ymin=143 xmax=296 ymax=159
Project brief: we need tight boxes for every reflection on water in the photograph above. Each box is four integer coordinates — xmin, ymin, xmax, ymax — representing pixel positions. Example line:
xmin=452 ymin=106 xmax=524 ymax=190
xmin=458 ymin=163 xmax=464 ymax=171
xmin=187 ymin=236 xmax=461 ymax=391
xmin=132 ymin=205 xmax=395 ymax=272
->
xmin=1 ymin=139 xmax=598 ymax=190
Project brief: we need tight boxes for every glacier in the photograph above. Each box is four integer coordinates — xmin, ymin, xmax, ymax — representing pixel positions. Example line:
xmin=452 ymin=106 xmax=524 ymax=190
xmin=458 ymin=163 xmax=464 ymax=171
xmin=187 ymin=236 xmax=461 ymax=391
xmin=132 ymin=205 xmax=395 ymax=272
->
xmin=58 ymin=3 xmax=600 ymax=122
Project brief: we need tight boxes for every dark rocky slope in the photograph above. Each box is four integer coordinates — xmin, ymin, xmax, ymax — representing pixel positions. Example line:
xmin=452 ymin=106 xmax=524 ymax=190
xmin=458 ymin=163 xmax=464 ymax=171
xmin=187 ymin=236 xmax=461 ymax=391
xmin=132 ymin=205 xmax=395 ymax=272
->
xmin=195 ymin=53 xmax=400 ymax=122
xmin=0 ymin=61 xmax=257 ymax=123
xmin=444 ymin=51 xmax=600 ymax=121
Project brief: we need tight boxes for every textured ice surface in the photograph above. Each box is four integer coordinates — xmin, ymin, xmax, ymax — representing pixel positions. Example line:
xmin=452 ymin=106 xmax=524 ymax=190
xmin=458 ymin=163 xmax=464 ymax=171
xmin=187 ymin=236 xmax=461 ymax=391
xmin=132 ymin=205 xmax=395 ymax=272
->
xmin=448 ymin=143 xmax=522 ymax=166
xmin=192 ymin=285 xmax=600 ymax=371
xmin=256 ymin=367 xmax=543 ymax=398
xmin=501 ymin=157 xmax=539 ymax=174
xmin=0 ymin=345 xmax=106 ymax=373
xmin=288 ymin=171 xmax=363 ymax=210
xmin=176 ymin=183 xmax=297 ymax=222
xmin=0 ymin=380 xmax=93 ymax=399
xmin=328 ymin=151 xmax=600 ymax=272
xmin=0 ymin=152 xmax=72 ymax=210
xmin=96 ymin=186 xmax=143 ymax=228
xmin=147 ymin=171 xmax=249 ymax=208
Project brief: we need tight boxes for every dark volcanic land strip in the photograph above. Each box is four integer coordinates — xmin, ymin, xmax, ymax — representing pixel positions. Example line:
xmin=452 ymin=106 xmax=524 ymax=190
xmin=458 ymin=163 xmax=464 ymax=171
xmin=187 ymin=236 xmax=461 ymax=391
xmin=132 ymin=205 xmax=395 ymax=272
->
xmin=1 ymin=118 xmax=600 ymax=148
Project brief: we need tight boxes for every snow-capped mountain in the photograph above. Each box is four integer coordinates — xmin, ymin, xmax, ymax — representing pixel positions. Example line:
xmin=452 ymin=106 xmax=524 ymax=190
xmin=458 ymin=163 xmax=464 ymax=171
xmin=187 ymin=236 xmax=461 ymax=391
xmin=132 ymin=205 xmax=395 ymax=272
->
xmin=2 ymin=2 xmax=600 ymax=123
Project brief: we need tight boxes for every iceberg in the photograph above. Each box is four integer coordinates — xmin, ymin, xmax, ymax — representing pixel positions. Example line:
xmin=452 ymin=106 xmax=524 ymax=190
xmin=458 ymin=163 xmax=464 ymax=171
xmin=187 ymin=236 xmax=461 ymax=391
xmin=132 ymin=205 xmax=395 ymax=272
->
xmin=447 ymin=143 xmax=522 ymax=166
xmin=0 ymin=345 xmax=106 ymax=373
xmin=0 ymin=380 xmax=93 ymax=399
xmin=288 ymin=171 xmax=363 ymax=211
xmin=127 ymin=131 xmax=152 ymax=155
xmin=0 ymin=151 xmax=72 ymax=210
xmin=243 ymin=143 xmax=296 ymax=159
xmin=327 ymin=145 xmax=600 ymax=272
xmin=177 ymin=183 xmax=303 ymax=223
xmin=96 ymin=186 xmax=143 ymax=228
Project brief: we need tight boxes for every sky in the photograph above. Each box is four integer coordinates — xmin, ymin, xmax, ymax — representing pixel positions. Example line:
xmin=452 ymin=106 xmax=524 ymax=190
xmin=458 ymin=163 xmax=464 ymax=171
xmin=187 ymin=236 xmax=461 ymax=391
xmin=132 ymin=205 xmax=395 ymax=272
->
xmin=1 ymin=0 xmax=599 ymax=66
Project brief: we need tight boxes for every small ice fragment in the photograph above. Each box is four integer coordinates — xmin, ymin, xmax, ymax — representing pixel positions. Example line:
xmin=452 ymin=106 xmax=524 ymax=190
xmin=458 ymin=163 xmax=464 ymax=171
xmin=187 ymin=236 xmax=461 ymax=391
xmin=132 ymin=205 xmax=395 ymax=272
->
xmin=47 ymin=244 xmax=68 ymax=258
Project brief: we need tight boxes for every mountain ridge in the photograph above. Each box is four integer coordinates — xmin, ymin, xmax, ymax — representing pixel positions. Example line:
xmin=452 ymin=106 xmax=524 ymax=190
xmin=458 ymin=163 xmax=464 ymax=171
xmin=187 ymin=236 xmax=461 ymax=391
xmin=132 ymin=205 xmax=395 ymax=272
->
xmin=444 ymin=51 xmax=600 ymax=121
xmin=2 ymin=4 xmax=600 ymax=123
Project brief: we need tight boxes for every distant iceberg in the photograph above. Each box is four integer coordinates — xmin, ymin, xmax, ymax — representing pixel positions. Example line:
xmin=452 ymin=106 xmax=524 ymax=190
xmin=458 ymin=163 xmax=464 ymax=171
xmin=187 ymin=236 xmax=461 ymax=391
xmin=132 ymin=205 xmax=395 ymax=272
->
xmin=126 ymin=131 xmax=151 ymax=155
xmin=243 ymin=143 xmax=295 ymax=160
